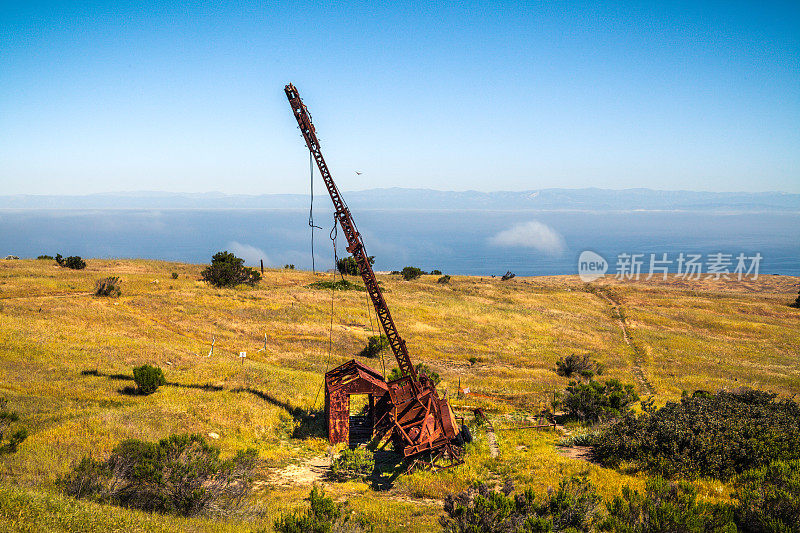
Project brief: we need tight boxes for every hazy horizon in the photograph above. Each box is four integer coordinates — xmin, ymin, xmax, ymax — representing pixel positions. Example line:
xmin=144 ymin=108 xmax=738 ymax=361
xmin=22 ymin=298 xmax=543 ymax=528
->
xmin=4 ymin=186 xmax=800 ymax=196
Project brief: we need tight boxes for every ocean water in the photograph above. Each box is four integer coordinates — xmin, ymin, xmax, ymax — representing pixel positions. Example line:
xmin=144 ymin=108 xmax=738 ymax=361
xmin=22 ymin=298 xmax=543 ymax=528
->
xmin=1 ymin=208 xmax=798 ymax=277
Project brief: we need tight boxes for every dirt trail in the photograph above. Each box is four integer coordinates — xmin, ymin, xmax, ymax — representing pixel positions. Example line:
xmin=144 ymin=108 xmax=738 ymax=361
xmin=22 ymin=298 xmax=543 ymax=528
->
xmin=485 ymin=418 xmax=499 ymax=458
xmin=556 ymin=445 xmax=592 ymax=462
xmin=594 ymin=290 xmax=655 ymax=395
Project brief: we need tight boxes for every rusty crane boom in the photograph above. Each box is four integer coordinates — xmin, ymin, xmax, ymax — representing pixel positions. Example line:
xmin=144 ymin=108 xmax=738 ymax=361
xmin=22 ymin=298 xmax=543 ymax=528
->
xmin=284 ymin=83 xmax=463 ymax=471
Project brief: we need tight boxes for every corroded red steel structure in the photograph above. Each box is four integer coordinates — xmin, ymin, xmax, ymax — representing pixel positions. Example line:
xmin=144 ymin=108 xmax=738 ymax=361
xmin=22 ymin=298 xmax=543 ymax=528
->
xmin=286 ymin=84 xmax=462 ymax=469
xmin=324 ymin=360 xmax=388 ymax=445
xmin=285 ymin=83 xmax=417 ymax=383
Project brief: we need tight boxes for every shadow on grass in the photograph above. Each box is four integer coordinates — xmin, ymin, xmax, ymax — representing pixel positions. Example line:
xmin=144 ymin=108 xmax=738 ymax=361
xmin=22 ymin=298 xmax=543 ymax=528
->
xmin=231 ymin=387 xmax=325 ymax=440
xmin=368 ymin=449 xmax=405 ymax=491
xmin=84 ymin=369 xmax=325 ymax=439
xmin=81 ymin=369 xmax=132 ymax=381
xmin=167 ymin=382 xmax=223 ymax=392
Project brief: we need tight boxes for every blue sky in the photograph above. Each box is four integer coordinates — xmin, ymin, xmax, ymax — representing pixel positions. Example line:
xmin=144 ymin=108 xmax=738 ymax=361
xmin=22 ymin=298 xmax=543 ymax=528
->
xmin=1 ymin=1 xmax=798 ymax=195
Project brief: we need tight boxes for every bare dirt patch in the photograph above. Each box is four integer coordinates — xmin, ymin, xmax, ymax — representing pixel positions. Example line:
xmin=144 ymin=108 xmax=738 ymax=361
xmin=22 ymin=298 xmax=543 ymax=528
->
xmin=265 ymin=455 xmax=332 ymax=487
xmin=556 ymin=445 xmax=592 ymax=462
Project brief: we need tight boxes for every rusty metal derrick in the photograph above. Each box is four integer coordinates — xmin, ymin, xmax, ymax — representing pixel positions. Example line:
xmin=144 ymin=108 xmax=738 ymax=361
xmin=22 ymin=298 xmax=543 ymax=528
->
xmin=286 ymin=83 xmax=463 ymax=471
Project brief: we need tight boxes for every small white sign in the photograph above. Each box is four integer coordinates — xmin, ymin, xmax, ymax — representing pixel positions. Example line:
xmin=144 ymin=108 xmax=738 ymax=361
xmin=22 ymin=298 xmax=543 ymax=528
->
xmin=463 ymin=387 xmax=470 ymax=394
xmin=239 ymin=351 xmax=246 ymax=358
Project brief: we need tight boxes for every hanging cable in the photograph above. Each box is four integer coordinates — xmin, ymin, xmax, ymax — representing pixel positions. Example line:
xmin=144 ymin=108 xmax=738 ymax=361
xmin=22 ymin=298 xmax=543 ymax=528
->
xmin=312 ymin=212 xmax=339 ymax=410
xmin=308 ymin=151 xmax=322 ymax=273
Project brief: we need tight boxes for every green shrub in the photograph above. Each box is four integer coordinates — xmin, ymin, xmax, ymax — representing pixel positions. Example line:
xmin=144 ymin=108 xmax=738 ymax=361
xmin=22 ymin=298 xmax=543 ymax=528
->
xmin=274 ymin=485 xmax=373 ymax=533
xmin=437 ymin=275 xmax=451 ymax=284
xmin=0 ymin=398 xmax=27 ymax=455
xmin=500 ymin=271 xmax=515 ymax=281
xmin=388 ymin=363 xmax=440 ymax=387
xmin=37 ymin=254 xmax=53 ymax=260
xmin=440 ymin=475 xmax=602 ymax=532
xmin=95 ymin=276 xmax=121 ymax=297
xmin=171 ymin=272 xmax=178 ymax=279
xmin=329 ymin=448 xmax=374 ymax=482
xmin=603 ymin=476 xmax=736 ymax=532
xmin=561 ymin=379 xmax=638 ymax=423
xmin=431 ymin=269 xmax=442 ymax=275
xmin=132 ymin=364 xmax=166 ymax=395
xmin=359 ymin=334 xmax=389 ymax=358
xmin=201 ymin=251 xmax=261 ymax=288
xmin=401 ymin=266 xmax=423 ymax=281
xmin=591 ymin=389 xmax=800 ymax=480
xmin=57 ymin=456 xmax=109 ymax=499
xmin=790 ymin=289 xmax=800 ymax=309
xmin=59 ymin=434 xmax=257 ymax=517
xmin=307 ymin=279 xmax=364 ymax=291
xmin=55 ymin=254 xmax=86 ymax=269
xmin=555 ymin=353 xmax=604 ymax=380
xmin=336 ymin=256 xmax=374 ymax=276
xmin=733 ymin=460 xmax=800 ymax=532
xmin=284 ymin=264 xmax=295 ymax=270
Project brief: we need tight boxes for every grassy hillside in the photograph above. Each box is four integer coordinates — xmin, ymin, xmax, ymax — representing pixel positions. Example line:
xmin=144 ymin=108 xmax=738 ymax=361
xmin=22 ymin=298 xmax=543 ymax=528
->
xmin=1 ymin=258 xmax=798 ymax=531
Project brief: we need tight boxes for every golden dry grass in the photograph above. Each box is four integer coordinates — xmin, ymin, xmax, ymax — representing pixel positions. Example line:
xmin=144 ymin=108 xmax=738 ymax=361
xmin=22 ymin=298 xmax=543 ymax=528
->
xmin=0 ymin=258 xmax=798 ymax=531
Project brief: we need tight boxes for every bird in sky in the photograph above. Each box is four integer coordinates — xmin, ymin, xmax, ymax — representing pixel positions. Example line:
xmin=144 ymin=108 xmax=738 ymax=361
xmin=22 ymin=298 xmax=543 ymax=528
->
xmin=355 ymin=171 xmax=363 ymax=175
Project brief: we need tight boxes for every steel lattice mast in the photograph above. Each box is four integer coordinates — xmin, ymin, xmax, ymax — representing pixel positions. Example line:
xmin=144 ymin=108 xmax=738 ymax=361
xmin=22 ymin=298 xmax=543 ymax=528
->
xmin=284 ymin=84 xmax=418 ymax=384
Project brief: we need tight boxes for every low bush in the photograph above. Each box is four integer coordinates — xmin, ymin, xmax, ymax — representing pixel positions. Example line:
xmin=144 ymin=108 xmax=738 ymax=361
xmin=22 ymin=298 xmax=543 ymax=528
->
xmin=274 ymin=485 xmax=373 ymax=533
xmin=132 ymin=364 xmax=166 ymax=395
xmin=440 ymin=475 xmax=603 ymax=532
xmin=201 ymin=251 xmax=260 ymax=288
xmin=590 ymin=389 xmax=800 ymax=480
xmin=329 ymin=448 xmax=374 ymax=482
xmin=171 ymin=272 xmax=178 ymax=279
xmin=401 ymin=266 xmax=423 ymax=281
xmin=359 ymin=334 xmax=389 ymax=358
xmin=500 ymin=271 xmax=515 ymax=281
xmin=337 ymin=255 xmax=374 ymax=276
xmin=560 ymin=379 xmax=638 ymax=423
xmin=790 ymin=289 xmax=800 ymax=309
xmin=555 ymin=353 xmax=604 ymax=380
xmin=58 ymin=434 xmax=257 ymax=517
xmin=0 ymin=398 xmax=27 ymax=455
xmin=95 ymin=276 xmax=121 ymax=297
xmin=437 ymin=275 xmax=451 ymax=284
xmin=55 ymin=254 xmax=86 ymax=269
xmin=37 ymin=254 xmax=53 ymax=260
xmin=284 ymin=264 xmax=295 ymax=270
xmin=603 ymin=476 xmax=736 ymax=532
xmin=733 ymin=459 xmax=800 ymax=533
xmin=388 ymin=362 xmax=440 ymax=387
xmin=431 ymin=269 xmax=442 ymax=275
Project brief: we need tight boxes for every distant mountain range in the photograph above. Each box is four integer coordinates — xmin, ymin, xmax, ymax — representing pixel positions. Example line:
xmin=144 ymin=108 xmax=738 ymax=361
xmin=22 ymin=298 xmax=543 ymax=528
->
xmin=1 ymin=188 xmax=798 ymax=212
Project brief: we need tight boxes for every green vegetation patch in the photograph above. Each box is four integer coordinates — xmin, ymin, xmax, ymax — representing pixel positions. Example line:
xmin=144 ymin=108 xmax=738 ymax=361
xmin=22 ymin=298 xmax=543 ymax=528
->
xmin=329 ymin=448 xmax=375 ymax=482
xmin=58 ymin=434 xmax=257 ymax=517
xmin=0 ymin=398 xmax=27 ymax=455
xmin=591 ymin=389 xmax=800 ymax=480
xmin=274 ymin=485 xmax=373 ymax=533
xmin=560 ymin=379 xmax=638 ymax=423
xmin=359 ymin=334 xmax=389 ymax=358
xmin=55 ymin=254 xmax=86 ymax=270
xmin=132 ymin=364 xmax=166 ymax=395
xmin=201 ymin=251 xmax=261 ymax=288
